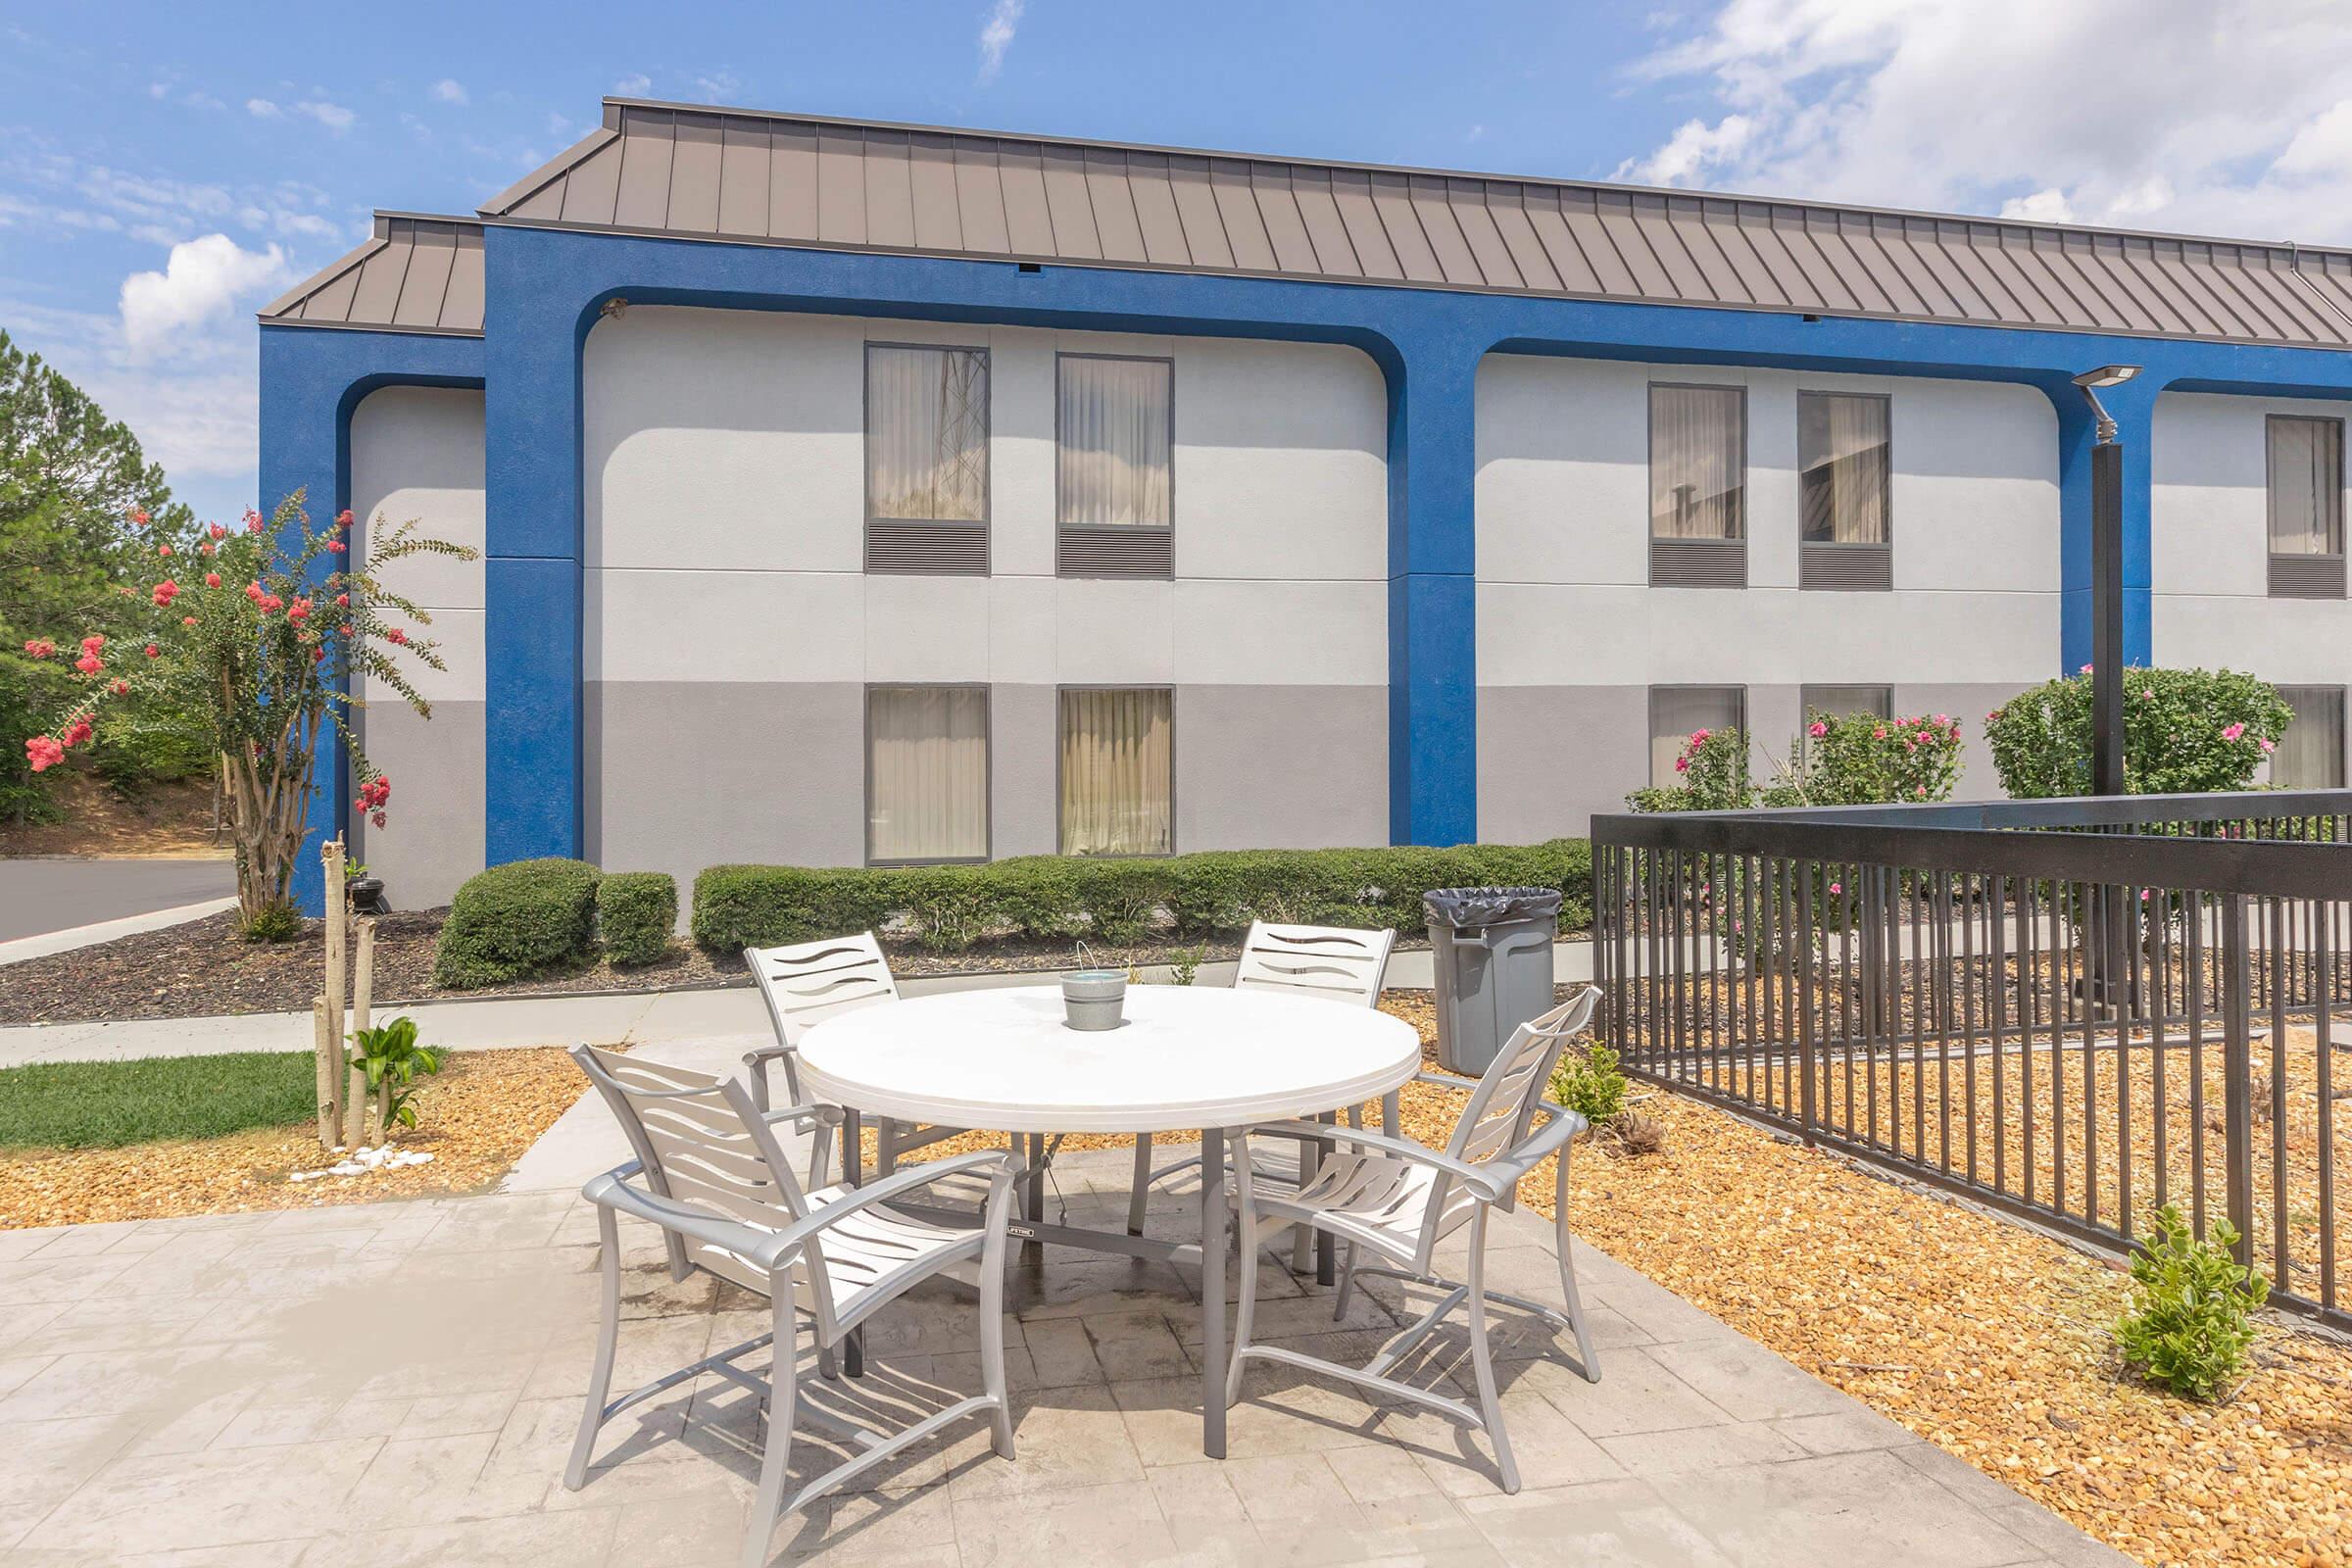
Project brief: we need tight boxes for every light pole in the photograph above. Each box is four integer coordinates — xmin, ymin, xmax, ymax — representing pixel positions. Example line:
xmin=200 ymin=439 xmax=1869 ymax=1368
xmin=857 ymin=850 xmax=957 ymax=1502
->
xmin=2074 ymin=365 xmax=2141 ymax=798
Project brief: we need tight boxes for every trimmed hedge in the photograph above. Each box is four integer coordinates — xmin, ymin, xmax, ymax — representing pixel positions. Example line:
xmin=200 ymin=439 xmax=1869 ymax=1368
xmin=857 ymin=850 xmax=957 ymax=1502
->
xmin=597 ymin=871 xmax=677 ymax=966
xmin=692 ymin=841 xmax=1592 ymax=955
xmin=432 ymin=858 xmax=603 ymax=989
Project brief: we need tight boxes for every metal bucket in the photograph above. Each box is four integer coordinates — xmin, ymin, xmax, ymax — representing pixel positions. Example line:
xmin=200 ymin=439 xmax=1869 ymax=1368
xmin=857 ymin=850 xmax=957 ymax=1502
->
xmin=1061 ymin=969 xmax=1127 ymax=1031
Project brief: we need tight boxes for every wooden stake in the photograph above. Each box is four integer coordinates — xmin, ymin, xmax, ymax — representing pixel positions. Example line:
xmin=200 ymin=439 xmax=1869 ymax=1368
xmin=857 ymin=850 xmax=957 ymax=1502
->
xmin=321 ymin=837 xmax=348 ymax=1152
xmin=312 ymin=994 xmax=335 ymax=1147
xmin=352 ymin=917 xmax=377 ymax=1146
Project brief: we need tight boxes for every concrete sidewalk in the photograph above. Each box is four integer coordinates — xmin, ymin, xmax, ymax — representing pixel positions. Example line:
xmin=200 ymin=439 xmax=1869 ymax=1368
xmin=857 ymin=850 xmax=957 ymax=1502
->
xmin=0 ymin=1151 xmax=2130 ymax=1567
xmin=0 ymin=941 xmax=1604 ymax=1068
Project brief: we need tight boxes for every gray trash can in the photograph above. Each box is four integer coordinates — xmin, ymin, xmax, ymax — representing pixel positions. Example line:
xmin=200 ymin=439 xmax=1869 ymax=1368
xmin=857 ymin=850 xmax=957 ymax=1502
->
xmin=1423 ymin=886 xmax=1563 ymax=1075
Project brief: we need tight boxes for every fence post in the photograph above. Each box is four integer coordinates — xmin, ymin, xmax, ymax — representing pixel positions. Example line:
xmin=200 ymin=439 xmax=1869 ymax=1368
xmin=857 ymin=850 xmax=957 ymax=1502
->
xmin=1795 ymin=869 xmax=1818 ymax=1145
xmin=2220 ymin=892 xmax=2256 ymax=1267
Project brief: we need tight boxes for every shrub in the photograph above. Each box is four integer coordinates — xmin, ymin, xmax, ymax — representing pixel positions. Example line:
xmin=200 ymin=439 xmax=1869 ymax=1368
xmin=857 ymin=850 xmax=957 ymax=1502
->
xmin=433 ymin=858 xmax=602 ymax=988
xmin=1986 ymin=667 xmax=2291 ymax=798
xmin=1628 ymin=727 xmax=1758 ymax=811
xmin=2114 ymin=1203 xmax=2266 ymax=1401
xmin=1793 ymin=710 xmax=1965 ymax=805
xmin=596 ymin=871 xmax=676 ymax=965
xmin=689 ymin=841 xmax=1595 ymax=954
xmin=1550 ymin=1040 xmax=1628 ymax=1126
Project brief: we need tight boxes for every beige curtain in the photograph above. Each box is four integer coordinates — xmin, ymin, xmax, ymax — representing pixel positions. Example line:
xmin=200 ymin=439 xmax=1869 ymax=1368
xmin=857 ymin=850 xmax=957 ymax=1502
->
xmin=868 ymin=687 xmax=989 ymax=861
xmin=2269 ymin=416 xmax=2343 ymax=556
xmin=1649 ymin=385 xmax=1743 ymax=540
xmin=867 ymin=346 xmax=988 ymax=521
xmin=1799 ymin=393 xmax=1889 ymax=544
xmin=2275 ymin=687 xmax=2346 ymax=790
xmin=1649 ymin=687 xmax=1743 ymax=789
xmin=1058 ymin=357 xmax=1172 ymax=526
xmin=1060 ymin=688 xmax=1172 ymax=855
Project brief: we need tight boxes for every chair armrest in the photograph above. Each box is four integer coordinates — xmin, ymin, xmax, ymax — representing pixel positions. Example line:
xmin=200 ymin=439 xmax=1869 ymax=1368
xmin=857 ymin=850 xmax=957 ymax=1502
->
xmin=582 ymin=1166 xmax=787 ymax=1264
xmin=762 ymin=1102 xmax=844 ymax=1129
xmin=769 ymin=1149 xmax=1025 ymax=1260
xmin=742 ymin=1042 xmax=802 ymax=1111
xmin=1411 ymin=1068 xmax=1478 ymax=1092
xmin=1237 ymin=1119 xmax=1506 ymax=1203
xmin=1481 ymin=1100 xmax=1591 ymax=1187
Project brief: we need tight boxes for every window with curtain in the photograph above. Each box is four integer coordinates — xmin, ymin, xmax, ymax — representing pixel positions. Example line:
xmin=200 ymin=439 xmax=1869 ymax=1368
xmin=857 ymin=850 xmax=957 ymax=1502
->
xmin=2268 ymin=416 xmax=2344 ymax=557
xmin=865 ymin=345 xmax=989 ymax=521
xmin=1649 ymin=686 xmax=1743 ymax=789
xmin=1058 ymin=356 xmax=1172 ymax=527
xmin=1801 ymin=684 xmax=1893 ymax=722
xmin=866 ymin=686 xmax=990 ymax=863
xmin=1059 ymin=688 xmax=1172 ymax=856
xmin=2274 ymin=685 xmax=2346 ymax=789
xmin=1798 ymin=393 xmax=1890 ymax=544
xmin=1649 ymin=385 xmax=1744 ymax=540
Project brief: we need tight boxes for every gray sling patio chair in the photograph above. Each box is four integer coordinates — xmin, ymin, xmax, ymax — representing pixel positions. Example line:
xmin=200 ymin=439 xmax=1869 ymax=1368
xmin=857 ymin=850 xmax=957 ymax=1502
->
xmin=1224 ymin=987 xmax=1602 ymax=1494
xmin=564 ymin=1046 xmax=1023 ymax=1568
xmin=742 ymin=931 xmax=976 ymax=1183
xmin=1125 ymin=920 xmax=1397 ymax=1250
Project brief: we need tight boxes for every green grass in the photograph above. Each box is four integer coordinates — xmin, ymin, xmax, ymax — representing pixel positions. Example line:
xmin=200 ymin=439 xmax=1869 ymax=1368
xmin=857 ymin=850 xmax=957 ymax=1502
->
xmin=0 ymin=1051 xmax=318 ymax=1151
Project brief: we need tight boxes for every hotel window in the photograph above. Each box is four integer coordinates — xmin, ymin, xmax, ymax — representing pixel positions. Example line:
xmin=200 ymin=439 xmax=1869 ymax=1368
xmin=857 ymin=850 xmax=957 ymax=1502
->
xmin=865 ymin=686 xmax=990 ymax=864
xmin=1649 ymin=384 xmax=1746 ymax=587
xmin=2267 ymin=415 xmax=2347 ymax=599
xmin=1058 ymin=687 xmax=1173 ymax=856
xmin=1798 ymin=392 xmax=1893 ymax=591
xmin=1057 ymin=354 xmax=1174 ymax=578
xmin=864 ymin=345 xmax=989 ymax=574
xmin=1649 ymin=686 xmax=1744 ymax=790
xmin=2274 ymin=685 xmax=2346 ymax=790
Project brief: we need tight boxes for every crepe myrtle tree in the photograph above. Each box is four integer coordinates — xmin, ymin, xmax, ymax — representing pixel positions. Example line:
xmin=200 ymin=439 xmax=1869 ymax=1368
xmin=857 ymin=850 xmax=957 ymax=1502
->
xmin=24 ymin=491 xmax=477 ymax=937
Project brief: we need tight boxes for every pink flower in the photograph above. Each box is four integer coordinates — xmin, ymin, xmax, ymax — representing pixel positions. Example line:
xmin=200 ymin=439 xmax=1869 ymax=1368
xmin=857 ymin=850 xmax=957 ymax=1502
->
xmin=181 ymin=615 xmax=197 ymax=626
xmin=386 ymin=627 xmax=409 ymax=646
xmin=244 ymin=581 xmax=263 ymax=601
xmin=1915 ymin=785 xmax=1928 ymax=797
xmin=2221 ymin=722 xmax=2246 ymax=742
xmin=2081 ymin=663 xmax=2093 ymax=674
xmin=1934 ymin=714 xmax=1949 ymax=727
xmin=63 ymin=718 xmax=90 ymax=747
xmin=336 ymin=509 xmax=354 ymax=530
xmin=198 ymin=542 xmax=214 ymax=557
xmin=242 ymin=508 xmax=265 ymax=534
xmin=287 ymin=596 xmax=312 ymax=625
xmin=1873 ymin=726 xmax=1887 ymax=740
xmin=74 ymin=653 xmax=101 ymax=674
xmin=80 ymin=635 xmax=104 ymax=654
xmin=1828 ymin=882 xmax=1843 ymax=897
xmin=369 ymin=809 xmax=386 ymax=828
xmin=109 ymin=679 xmax=127 ymax=695
xmin=2260 ymin=737 xmax=2277 ymax=753
xmin=126 ymin=508 xmax=149 ymax=527
xmin=156 ymin=543 xmax=172 ymax=558
xmin=24 ymin=735 xmax=63 ymax=772
xmin=1690 ymin=728 xmax=1711 ymax=744
xmin=322 ymin=538 xmax=346 ymax=554
xmin=23 ymin=638 xmax=54 ymax=659
xmin=142 ymin=644 xmax=158 ymax=659
xmin=259 ymin=594 xmax=282 ymax=613
xmin=1808 ymin=720 xmax=1828 ymax=738
xmin=151 ymin=580 xmax=177 ymax=607
xmin=208 ymin=522 xmax=225 ymax=540
xmin=204 ymin=572 xmax=221 ymax=589
xmin=2139 ymin=688 xmax=2155 ymax=702
xmin=1674 ymin=756 xmax=1690 ymax=773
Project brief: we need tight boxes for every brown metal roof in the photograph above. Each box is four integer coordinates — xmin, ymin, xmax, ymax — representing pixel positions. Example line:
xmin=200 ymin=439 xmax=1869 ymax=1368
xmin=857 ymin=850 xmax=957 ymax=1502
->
xmin=259 ymin=215 xmax=485 ymax=334
xmin=272 ymin=99 xmax=2352 ymax=351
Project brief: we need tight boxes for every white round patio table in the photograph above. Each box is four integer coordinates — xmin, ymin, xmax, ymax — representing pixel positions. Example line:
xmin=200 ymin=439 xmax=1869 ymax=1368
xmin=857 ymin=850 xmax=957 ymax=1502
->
xmin=797 ymin=983 xmax=1421 ymax=1458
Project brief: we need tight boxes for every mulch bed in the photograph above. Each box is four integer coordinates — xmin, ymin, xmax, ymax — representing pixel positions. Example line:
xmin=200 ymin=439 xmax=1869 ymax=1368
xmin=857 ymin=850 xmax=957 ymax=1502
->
xmin=0 ymin=1046 xmax=587 ymax=1228
xmin=0 ymin=907 xmax=1268 ymax=1026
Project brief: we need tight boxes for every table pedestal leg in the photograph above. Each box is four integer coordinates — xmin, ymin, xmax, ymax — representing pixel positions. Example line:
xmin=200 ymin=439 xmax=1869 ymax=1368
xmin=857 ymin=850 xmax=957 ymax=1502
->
xmin=1200 ymin=1125 xmax=1227 ymax=1460
xmin=840 ymin=1107 xmax=864 ymax=1379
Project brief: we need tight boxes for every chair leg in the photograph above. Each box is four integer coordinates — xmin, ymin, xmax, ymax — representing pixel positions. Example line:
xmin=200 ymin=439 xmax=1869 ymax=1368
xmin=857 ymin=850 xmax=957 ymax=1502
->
xmin=1554 ymin=1151 xmax=1601 ymax=1383
xmin=1464 ymin=1207 xmax=1520 ymax=1494
xmin=1291 ymin=1122 xmax=1320 ymax=1272
xmin=1333 ymin=1241 xmax=1359 ymax=1323
xmin=563 ymin=1204 xmax=624 ymax=1491
xmin=743 ymin=1278 xmax=800 ymax=1568
xmin=1225 ymin=1156 xmax=1262 ymax=1408
xmin=1127 ymin=1133 xmax=1153 ymax=1236
xmin=979 ymin=1171 xmax=1019 ymax=1458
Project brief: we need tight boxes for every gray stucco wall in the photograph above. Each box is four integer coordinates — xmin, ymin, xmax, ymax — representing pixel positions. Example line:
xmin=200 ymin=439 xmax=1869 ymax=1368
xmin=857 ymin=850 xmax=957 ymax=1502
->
xmin=347 ymin=386 xmax=486 ymax=909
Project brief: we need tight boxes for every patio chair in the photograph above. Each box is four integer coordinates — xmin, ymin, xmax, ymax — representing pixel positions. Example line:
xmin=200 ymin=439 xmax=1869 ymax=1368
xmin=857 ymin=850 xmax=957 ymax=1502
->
xmin=563 ymin=1046 xmax=1023 ymax=1568
xmin=1224 ymin=987 xmax=1603 ymax=1494
xmin=743 ymin=932 xmax=974 ymax=1183
xmin=1125 ymin=921 xmax=1399 ymax=1250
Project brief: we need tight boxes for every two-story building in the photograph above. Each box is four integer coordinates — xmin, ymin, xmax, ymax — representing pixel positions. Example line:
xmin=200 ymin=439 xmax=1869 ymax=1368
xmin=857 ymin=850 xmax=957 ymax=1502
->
xmin=259 ymin=99 xmax=2352 ymax=910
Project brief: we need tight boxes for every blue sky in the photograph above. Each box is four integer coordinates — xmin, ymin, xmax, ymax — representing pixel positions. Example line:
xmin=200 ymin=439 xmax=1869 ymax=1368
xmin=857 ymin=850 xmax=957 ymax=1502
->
xmin=5 ymin=0 xmax=2350 ymax=524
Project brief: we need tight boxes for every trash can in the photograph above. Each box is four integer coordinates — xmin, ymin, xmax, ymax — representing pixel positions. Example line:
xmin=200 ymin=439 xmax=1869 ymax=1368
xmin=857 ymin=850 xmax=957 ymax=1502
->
xmin=1423 ymin=886 xmax=1563 ymax=1075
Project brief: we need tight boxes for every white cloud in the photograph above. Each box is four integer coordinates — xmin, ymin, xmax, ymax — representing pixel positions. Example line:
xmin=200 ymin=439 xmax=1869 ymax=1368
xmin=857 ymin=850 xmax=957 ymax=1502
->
xmin=978 ymin=0 xmax=1023 ymax=83
xmin=245 ymin=97 xmax=280 ymax=119
xmin=293 ymin=99 xmax=356 ymax=132
xmin=118 ymin=233 xmax=296 ymax=358
xmin=431 ymin=77 xmax=468 ymax=106
xmin=1614 ymin=0 xmax=2352 ymax=242
xmin=694 ymin=72 xmax=741 ymax=103
xmin=612 ymin=74 xmax=652 ymax=96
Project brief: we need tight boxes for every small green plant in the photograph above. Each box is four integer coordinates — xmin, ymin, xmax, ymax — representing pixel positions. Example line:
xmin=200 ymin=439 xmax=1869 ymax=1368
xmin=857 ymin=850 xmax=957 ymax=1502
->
xmin=236 ymin=901 xmax=301 ymax=944
xmin=2113 ymin=1203 xmax=2266 ymax=1401
xmin=1549 ymin=1040 xmax=1628 ymax=1126
xmin=1166 ymin=944 xmax=1205 ymax=985
xmin=348 ymin=1015 xmax=444 ymax=1136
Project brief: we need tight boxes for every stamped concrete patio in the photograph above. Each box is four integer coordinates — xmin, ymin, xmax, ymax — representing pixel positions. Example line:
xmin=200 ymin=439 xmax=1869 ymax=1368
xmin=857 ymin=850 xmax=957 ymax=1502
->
xmin=0 ymin=1147 xmax=2132 ymax=1567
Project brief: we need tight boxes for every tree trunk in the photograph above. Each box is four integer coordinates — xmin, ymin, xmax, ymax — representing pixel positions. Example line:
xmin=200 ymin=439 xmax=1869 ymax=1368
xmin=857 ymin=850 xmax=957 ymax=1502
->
xmin=312 ymin=994 xmax=335 ymax=1148
xmin=322 ymin=838 xmax=348 ymax=1152
xmin=351 ymin=918 xmax=376 ymax=1146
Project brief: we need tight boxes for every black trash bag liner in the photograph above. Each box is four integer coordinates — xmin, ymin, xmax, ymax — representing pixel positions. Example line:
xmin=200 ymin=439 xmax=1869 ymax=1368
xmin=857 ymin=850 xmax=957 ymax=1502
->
xmin=1421 ymin=886 xmax=1563 ymax=929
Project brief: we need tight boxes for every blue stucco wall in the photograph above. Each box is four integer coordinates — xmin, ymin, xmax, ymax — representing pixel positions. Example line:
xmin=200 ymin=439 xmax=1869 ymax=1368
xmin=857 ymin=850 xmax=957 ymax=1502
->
xmin=263 ymin=227 xmax=2352 ymax=910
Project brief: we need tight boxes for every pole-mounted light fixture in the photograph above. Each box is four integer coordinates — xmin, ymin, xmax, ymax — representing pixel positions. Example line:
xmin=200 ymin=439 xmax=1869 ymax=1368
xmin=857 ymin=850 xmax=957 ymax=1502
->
xmin=2072 ymin=364 xmax=2141 ymax=444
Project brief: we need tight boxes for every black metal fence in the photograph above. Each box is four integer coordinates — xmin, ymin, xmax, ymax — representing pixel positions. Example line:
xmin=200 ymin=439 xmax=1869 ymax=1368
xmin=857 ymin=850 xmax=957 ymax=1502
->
xmin=1592 ymin=791 xmax=2352 ymax=1332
